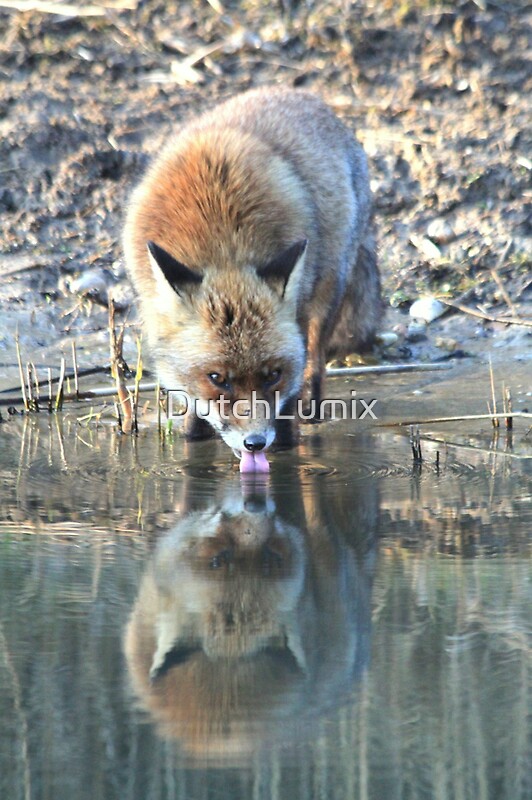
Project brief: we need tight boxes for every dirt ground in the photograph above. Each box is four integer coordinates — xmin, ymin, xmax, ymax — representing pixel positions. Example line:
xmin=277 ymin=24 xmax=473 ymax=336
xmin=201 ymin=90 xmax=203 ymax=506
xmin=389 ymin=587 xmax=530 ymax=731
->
xmin=0 ymin=0 xmax=530 ymax=401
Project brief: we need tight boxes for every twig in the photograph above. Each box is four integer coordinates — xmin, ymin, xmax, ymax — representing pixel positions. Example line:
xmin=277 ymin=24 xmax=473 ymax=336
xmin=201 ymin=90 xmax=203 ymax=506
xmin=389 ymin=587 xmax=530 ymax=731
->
xmin=15 ymin=331 xmax=28 ymax=412
xmin=0 ymin=381 xmax=158 ymax=407
xmin=47 ymin=368 xmax=53 ymax=413
xmin=109 ymin=298 xmax=133 ymax=432
xmin=0 ymin=365 xmax=112 ymax=395
xmin=133 ymin=336 xmax=143 ymax=434
xmin=156 ymin=381 xmax=162 ymax=436
xmin=326 ymin=362 xmax=453 ymax=377
xmin=71 ymin=341 xmax=79 ymax=400
xmin=410 ymin=425 xmax=422 ymax=463
xmin=25 ymin=363 xmax=34 ymax=411
xmin=419 ymin=434 xmax=529 ymax=461
xmin=55 ymin=357 xmax=66 ymax=411
xmin=0 ymin=0 xmax=137 ymax=16
xmin=441 ymin=300 xmax=532 ymax=327
xmin=379 ymin=411 xmax=532 ymax=427
xmin=504 ymin=386 xmax=513 ymax=431
xmin=488 ymin=357 xmax=499 ymax=429
xmin=30 ymin=363 xmax=40 ymax=406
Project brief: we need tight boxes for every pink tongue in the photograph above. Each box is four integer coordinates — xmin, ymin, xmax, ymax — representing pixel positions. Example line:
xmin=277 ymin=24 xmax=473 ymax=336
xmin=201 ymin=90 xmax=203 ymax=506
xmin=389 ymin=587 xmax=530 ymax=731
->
xmin=239 ymin=450 xmax=270 ymax=473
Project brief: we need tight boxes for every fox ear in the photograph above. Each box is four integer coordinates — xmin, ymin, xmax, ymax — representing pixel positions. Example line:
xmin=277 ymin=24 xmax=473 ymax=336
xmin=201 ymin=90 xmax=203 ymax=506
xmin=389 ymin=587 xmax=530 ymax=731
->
xmin=147 ymin=241 xmax=202 ymax=298
xmin=256 ymin=239 xmax=308 ymax=298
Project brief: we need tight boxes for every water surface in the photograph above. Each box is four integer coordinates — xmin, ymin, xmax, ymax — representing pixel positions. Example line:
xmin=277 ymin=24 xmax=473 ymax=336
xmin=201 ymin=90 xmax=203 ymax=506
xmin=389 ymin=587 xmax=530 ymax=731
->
xmin=0 ymin=418 xmax=530 ymax=800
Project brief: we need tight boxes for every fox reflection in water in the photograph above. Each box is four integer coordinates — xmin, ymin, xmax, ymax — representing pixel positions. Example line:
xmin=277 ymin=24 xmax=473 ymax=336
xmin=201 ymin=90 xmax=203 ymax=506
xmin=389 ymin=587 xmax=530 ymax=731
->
xmin=124 ymin=469 xmax=378 ymax=761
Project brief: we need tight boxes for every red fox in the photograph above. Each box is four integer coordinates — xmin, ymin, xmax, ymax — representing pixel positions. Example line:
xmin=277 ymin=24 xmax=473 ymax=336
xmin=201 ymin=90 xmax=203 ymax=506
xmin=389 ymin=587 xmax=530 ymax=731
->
xmin=123 ymin=88 xmax=381 ymax=471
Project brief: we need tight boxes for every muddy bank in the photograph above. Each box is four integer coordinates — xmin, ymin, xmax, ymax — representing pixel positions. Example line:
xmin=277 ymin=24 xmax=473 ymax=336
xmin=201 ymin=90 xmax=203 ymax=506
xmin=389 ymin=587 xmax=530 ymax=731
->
xmin=0 ymin=0 xmax=530 ymax=411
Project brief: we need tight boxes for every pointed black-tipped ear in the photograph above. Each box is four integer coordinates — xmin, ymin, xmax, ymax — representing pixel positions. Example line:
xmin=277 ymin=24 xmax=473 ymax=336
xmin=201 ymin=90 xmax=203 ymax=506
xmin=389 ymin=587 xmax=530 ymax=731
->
xmin=147 ymin=241 xmax=202 ymax=298
xmin=256 ymin=239 xmax=308 ymax=297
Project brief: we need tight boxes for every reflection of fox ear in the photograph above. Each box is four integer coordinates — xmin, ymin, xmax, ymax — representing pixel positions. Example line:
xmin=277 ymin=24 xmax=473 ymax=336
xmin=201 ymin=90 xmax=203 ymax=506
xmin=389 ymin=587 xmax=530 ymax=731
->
xmin=147 ymin=241 xmax=203 ymax=299
xmin=256 ymin=239 xmax=308 ymax=300
xmin=284 ymin=617 xmax=307 ymax=674
xmin=150 ymin=639 xmax=201 ymax=682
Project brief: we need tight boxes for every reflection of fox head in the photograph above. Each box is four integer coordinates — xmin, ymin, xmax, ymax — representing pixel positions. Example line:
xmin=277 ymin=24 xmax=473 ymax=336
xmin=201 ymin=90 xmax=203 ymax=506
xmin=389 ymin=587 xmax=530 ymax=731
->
xmin=124 ymin=485 xmax=373 ymax=762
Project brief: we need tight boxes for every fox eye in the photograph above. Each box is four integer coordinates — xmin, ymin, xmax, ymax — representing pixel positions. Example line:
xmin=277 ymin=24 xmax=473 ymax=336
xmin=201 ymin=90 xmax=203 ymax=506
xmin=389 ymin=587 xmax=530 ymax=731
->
xmin=208 ymin=372 xmax=230 ymax=390
xmin=264 ymin=368 xmax=282 ymax=388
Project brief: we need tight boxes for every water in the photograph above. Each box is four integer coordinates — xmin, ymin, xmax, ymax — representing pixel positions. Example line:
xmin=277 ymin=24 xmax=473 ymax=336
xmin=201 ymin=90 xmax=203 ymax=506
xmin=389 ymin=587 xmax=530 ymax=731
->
xmin=0 ymin=417 xmax=530 ymax=800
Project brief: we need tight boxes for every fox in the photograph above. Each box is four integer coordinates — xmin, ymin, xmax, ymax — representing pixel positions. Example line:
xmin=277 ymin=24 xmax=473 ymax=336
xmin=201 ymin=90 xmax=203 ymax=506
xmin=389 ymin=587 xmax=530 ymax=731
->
xmin=123 ymin=87 xmax=382 ymax=471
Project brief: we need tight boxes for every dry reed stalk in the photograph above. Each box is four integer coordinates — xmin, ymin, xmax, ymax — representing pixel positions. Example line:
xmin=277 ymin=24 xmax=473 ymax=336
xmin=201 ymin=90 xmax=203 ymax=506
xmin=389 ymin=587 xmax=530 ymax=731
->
xmin=15 ymin=331 xmax=29 ymax=412
xmin=410 ymin=425 xmax=422 ymax=463
xmin=488 ymin=358 xmax=499 ymax=429
xmin=133 ymin=336 xmax=143 ymax=434
xmin=71 ymin=340 xmax=79 ymax=400
xmin=108 ymin=298 xmax=133 ymax=433
xmin=55 ymin=357 xmax=66 ymax=411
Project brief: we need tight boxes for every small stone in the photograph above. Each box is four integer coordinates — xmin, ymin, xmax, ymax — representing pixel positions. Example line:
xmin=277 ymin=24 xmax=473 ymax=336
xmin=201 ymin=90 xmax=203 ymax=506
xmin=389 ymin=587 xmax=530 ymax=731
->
xmin=392 ymin=323 xmax=408 ymax=337
xmin=375 ymin=332 xmax=399 ymax=347
xmin=409 ymin=296 xmax=446 ymax=323
xmin=410 ymin=234 xmax=442 ymax=261
xmin=427 ymin=217 xmax=455 ymax=244
xmin=435 ymin=336 xmax=458 ymax=352
xmin=68 ymin=269 xmax=108 ymax=300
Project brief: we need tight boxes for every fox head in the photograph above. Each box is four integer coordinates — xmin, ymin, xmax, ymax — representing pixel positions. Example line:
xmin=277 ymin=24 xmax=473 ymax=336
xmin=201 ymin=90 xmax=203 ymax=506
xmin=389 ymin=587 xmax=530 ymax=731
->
xmin=146 ymin=240 xmax=307 ymax=457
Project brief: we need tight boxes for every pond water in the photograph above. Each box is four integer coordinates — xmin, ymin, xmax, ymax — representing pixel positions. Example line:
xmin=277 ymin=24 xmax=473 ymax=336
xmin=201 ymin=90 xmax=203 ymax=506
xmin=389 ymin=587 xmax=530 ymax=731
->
xmin=0 ymin=417 xmax=530 ymax=800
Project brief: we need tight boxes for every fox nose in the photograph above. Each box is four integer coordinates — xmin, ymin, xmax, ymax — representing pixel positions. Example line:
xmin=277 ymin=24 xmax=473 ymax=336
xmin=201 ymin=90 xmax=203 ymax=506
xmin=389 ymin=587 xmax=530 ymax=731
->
xmin=243 ymin=434 xmax=266 ymax=452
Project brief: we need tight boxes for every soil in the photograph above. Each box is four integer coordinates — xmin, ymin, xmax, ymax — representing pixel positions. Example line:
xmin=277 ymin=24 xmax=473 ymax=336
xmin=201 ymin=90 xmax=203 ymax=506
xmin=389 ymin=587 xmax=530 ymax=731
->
xmin=0 ymin=0 xmax=530 ymax=406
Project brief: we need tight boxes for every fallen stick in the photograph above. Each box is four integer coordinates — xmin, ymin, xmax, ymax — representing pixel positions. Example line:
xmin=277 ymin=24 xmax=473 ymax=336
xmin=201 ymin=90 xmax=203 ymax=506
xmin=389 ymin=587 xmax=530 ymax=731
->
xmin=0 ymin=0 xmax=136 ymax=15
xmin=326 ymin=362 xmax=453 ymax=377
xmin=0 ymin=365 xmax=112 ymax=395
xmin=441 ymin=300 xmax=532 ymax=328
xmin=0 ymin=382 xmax=158 ymax=407
xmin=379 ymin=411 xmax=532 ymax=427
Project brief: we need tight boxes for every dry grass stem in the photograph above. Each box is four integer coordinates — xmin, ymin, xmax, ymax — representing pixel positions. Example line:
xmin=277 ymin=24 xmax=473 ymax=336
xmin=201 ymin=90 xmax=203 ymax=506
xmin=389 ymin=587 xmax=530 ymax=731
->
xmin=71 ymin=340 xmax=79 ymax=400
xmin=15 ymin=331 xmax=28 ymax=412
xmin=488 ymin=357 xmax=499 ymax=429
xmin=108 ymin=298 xmax=133 ymax=433
xmin=133 ymin=336 xmax=143 ymax=434
xmin=55 ymin=356 xmax=66 ymax=411
xmin=410 ymin=425 xmax=423 ymax=463
xmin=504 ymin=386 xmax=513 ymax=431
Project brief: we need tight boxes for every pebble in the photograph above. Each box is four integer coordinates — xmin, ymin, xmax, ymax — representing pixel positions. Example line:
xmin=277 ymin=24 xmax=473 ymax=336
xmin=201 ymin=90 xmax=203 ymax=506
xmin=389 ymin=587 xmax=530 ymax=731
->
xmin=68 ymin=269 xmax=108 ymax=300
xmin=427 ymin=217 xmax=455 ymax=244
xmin=435 ymin=336 xmax=458 ymax=352
xmin=375 ymin=331 xmax=399 ymax=347
xmin=409 ymin=296 xmax=446 ymax=323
